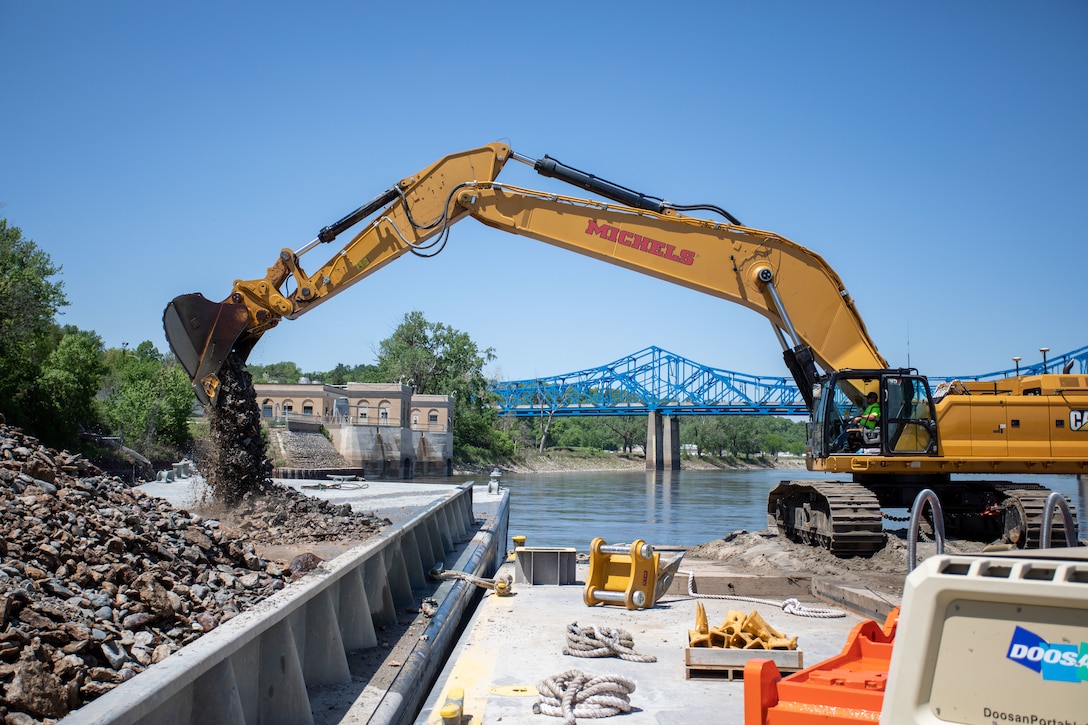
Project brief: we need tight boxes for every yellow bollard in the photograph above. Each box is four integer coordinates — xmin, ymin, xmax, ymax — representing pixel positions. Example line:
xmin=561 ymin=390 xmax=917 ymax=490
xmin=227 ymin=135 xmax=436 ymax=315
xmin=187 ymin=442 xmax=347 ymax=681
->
xmin=439 ymin=686 xmax=464 ymax=725
xmin=509 ymin=534 xmax=526 ymax=562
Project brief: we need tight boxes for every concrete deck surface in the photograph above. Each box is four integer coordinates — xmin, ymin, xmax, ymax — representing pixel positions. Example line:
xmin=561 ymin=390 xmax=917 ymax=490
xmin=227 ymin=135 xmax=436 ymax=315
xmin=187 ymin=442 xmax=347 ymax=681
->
xmin=137 ymin=474 xmax=463 ymax=524
xmin=416 ymin=560 xmax=882 ymax=725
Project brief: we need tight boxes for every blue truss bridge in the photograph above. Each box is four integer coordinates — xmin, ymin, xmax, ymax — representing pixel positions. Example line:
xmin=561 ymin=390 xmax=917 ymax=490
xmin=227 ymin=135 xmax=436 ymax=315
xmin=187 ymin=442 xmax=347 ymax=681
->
xmin=489 ymin=344 xmax=1088 ymax=418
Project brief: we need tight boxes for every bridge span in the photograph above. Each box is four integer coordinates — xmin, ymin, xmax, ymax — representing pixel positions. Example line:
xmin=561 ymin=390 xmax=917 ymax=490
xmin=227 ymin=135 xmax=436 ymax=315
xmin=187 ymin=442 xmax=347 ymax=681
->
xmin=487 ymin=344 xmax=1088 ymax=469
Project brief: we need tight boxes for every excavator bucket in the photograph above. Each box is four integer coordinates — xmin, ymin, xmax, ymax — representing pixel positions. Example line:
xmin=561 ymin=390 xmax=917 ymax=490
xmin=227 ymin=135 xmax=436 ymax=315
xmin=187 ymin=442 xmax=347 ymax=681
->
xmin=163 ymin=293 xmax=253 ymax=407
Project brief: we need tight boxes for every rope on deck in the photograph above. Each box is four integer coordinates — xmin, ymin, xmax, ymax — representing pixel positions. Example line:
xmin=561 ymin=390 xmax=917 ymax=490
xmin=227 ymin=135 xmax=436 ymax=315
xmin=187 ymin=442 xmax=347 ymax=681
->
xmin=562 ymin=622 xmax=657 ymax=663
xmin=430 ymin=566 xmax=514 ymax=596
xmin=533 ymin=669 xmax=636 ymax=725
xmin=680 ymin=570 xmax=845 ymax=618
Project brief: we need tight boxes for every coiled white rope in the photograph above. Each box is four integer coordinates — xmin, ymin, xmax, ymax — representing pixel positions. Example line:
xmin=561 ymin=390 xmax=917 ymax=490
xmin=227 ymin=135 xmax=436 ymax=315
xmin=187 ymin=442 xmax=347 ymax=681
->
xmin=563 ymin=622 xmax=657 ymax=663
xmin=533 ymin=669 xmax=636 ymax=725
xmin=679 ymin=570 xmax=845 ymax=618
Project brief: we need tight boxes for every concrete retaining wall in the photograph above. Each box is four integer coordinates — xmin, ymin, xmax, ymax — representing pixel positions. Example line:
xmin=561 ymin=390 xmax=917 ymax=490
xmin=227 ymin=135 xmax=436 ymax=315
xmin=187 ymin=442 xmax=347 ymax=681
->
xmin=60 ymin=484 xmax=505 ymax=725
xmin=332 ymin=425 xmax=452 ymax=478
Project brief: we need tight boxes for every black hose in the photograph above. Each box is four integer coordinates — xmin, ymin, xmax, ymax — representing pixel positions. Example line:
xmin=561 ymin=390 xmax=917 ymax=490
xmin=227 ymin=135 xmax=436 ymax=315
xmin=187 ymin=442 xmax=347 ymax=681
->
xmin=534 ymin=155 xmax=742 ymax=225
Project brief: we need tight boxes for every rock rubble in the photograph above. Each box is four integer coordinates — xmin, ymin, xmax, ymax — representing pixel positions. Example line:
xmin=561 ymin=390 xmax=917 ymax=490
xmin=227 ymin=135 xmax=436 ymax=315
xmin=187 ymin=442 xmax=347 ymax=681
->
xmin=0 ymin=420 xmax=388 ymax=723
xmin=269 ymin=429 xmax=348 ymax=470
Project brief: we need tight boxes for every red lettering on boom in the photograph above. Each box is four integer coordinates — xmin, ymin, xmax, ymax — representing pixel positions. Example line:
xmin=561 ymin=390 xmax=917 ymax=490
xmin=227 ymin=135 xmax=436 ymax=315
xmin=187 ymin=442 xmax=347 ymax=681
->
xmin=585 ymin=220 xmax=694 ymax=265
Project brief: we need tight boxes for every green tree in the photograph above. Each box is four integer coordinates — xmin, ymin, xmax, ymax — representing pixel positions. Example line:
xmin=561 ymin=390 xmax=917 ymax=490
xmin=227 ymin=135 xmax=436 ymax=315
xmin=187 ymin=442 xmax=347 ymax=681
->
xmin=725 ymin=417 xmax=762 ymax=458
xmin=33 ymin=328 xmax=104 ymax=447
xmin=551 ymin=418 xmax=618 ymax=450
xmin=376 ymin=311 xmax=504 ymax=458
xmin=315 ymin=362 xmax=379 ymax=385
xmin=247 ymin=361 xmax=303 ymax=383
xmin=693 ymin=416 xmax=731 ymax=456
xmin=99 ymin=341 xmax=195 ymax=456
xmin=602 ymin=416 xmax=644 ymax=454
xmin=0 ymin=219 xmax=67 ymax=428
xmin=762 ymin=432 xmax=788 ymax=458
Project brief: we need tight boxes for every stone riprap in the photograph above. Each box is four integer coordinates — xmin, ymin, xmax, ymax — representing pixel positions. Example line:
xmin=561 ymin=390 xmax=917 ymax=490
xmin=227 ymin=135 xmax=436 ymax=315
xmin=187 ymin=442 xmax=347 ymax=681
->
xmin=0 ymin=421 xmax=388 ymax=723
xmin=270 ymin=428 xmax=348 ymax=470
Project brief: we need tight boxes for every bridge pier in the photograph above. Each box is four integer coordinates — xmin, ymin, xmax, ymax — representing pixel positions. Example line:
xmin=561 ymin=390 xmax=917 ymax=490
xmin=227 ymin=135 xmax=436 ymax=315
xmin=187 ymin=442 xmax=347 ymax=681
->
xmin=646 ymin=412 xmax=681 ymax=470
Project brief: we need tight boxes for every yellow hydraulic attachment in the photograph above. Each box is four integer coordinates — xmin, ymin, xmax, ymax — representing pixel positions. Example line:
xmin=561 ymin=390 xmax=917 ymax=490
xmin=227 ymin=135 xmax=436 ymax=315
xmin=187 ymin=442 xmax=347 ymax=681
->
xmin=583 ymin=538 xmax=684 ymax=610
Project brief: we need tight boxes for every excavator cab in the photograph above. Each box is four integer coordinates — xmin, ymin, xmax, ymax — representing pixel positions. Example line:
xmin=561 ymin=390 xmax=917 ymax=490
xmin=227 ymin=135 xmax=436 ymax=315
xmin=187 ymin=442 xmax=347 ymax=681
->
xmin=815 ymin=370 xmax=938 ymax=457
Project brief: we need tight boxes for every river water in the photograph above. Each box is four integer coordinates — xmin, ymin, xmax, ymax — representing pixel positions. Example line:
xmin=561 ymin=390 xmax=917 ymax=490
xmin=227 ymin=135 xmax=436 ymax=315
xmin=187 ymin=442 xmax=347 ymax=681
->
xmin=444 ymin=469 xmax=1086 ymax=550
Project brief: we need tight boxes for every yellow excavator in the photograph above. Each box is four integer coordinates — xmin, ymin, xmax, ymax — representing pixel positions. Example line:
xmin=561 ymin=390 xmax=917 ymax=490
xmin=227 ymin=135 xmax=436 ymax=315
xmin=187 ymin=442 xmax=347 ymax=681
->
xmin=163 ymin=142 xmax=1086 ymax=556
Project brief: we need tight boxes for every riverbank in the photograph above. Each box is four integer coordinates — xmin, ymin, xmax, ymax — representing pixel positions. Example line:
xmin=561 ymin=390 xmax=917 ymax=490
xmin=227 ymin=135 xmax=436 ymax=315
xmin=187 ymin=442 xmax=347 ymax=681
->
xmin=453 ymin=450 xmax=807 ymax=475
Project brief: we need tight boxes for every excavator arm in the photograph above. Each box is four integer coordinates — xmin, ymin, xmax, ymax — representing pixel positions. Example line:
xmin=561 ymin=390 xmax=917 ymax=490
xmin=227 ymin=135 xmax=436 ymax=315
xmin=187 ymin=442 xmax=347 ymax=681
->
xmin=164 ymin=142 xmax=886 ymax=406
xmin=165 ymin=143 xmax=513 ymax=404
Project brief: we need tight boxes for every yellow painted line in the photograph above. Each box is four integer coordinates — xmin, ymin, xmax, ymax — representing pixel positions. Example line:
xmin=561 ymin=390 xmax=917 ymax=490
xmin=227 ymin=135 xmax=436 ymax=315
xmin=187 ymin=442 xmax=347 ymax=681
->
xmin=422 ymin=592 xmax=508 ymax=724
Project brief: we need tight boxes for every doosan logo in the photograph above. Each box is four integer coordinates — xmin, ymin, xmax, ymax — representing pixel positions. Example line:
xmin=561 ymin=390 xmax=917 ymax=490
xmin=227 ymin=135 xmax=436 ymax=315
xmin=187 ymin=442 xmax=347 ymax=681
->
xmin=1006 ymin=625 xmax=1088 ymax=683
xmin=585 ymin=220 xmax=695 ymax=266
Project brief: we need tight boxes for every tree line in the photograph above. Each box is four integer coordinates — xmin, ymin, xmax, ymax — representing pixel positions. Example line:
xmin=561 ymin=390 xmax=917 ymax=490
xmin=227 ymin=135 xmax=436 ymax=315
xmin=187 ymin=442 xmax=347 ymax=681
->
xmin=493 ymin=414 xmax=806 ymax=462
xmin=0 ymin=220 xmax=193 ymax=460
xmin=2 ymin=217 xmax=805 ymax=467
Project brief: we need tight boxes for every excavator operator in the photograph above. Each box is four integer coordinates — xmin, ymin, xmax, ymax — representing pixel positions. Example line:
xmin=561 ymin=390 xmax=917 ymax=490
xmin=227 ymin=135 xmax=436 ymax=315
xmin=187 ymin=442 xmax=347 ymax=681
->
xmin=857 ymin=392 xmax=881 ymax=429
xmin=833 ymin=392 xmax=880 ymax=452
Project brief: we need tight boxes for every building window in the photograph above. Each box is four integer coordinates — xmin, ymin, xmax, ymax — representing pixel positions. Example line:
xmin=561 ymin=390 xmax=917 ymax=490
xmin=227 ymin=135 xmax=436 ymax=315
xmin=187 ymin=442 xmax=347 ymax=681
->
xmin=380 ymin=408 xmax=389 ymax=420
xmin=262 ymin=405 xmax=273 ymax=418
xmin=412 ymin=415 xmax=419 ymax=426
xmin=284 ymin=404 xmax=293 ymax=413
xmin=429 ymin=413 xmax=438 ymax=423
xmin=303 ymin=404 xmax=314 ymax=416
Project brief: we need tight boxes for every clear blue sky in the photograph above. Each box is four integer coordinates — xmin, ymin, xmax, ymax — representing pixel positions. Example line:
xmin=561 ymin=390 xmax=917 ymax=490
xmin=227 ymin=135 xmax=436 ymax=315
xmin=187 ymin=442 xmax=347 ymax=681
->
xmin=3 ymin=2 xmax=1085 ymax=383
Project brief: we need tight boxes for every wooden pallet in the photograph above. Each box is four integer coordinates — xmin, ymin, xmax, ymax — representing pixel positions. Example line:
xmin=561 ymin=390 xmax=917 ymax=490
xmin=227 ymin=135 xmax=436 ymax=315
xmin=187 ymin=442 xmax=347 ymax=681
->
xmin=686 ymin=663 xmax=804 ymax=681
xmin=684 ymin=647 xmax=803 ymax=681
xmin=683 ymin=661 xmax=805 ymax=679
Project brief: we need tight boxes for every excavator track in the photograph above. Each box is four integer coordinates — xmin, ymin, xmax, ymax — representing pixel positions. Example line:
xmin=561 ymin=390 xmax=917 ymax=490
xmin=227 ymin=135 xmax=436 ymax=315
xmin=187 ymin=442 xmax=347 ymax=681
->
xmin=990 ymin=483 xmax=1079 ymax=549
xmin=767 ymin=481 xmax=884 ymax=557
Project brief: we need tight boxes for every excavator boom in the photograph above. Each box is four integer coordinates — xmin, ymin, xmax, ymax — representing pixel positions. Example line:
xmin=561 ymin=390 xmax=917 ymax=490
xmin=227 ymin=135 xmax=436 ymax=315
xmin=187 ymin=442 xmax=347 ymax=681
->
xmin=164 ymin=142 xmax=884 ymax=406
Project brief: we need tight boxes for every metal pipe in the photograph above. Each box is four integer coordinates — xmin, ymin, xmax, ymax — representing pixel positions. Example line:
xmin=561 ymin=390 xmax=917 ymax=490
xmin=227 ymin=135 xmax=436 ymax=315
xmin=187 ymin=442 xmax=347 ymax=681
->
xmin=907 ymin=489 xmax=946 ymax=572
xmin=1039 ymin=491 xmax=1078 ymax=549
xmin=758 ymin=269 xmax=802 ymax=349
xmin=770 ymin=322 xmax=790 ymax=354
xmin=599 ymin=543 xmax=653 ymax=558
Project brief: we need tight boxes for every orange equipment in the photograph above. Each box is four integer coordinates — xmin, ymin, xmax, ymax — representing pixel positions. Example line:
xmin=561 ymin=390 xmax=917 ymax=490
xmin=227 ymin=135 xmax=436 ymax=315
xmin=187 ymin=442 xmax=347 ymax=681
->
xmin=744 ymin=608 xmax=899 ymax=724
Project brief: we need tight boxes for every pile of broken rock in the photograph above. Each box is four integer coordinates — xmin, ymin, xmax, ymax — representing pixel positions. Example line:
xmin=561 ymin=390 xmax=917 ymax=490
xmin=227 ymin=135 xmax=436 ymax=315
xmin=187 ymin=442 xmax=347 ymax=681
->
xmin=0 ymin=420 xmax=386 ymax=723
